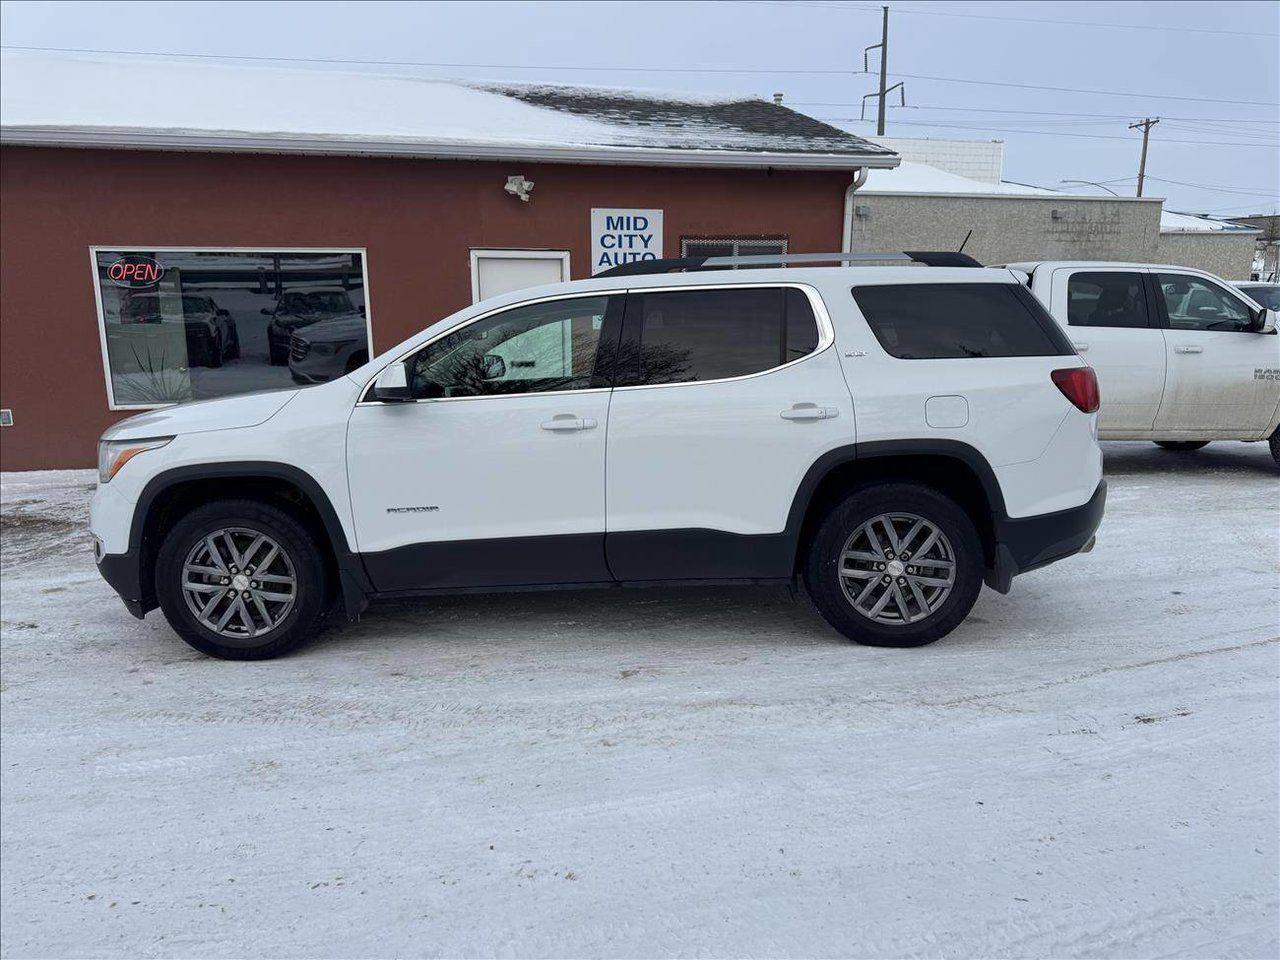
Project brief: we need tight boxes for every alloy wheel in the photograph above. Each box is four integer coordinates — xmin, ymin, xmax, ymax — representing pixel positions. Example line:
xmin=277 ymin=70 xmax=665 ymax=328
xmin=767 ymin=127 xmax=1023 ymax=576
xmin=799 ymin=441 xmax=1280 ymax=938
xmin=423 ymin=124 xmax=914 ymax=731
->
xmin=181 ymin=527 xmax=297 ymax=639
xmin=838 ymin=512 xmax=956 ymax=625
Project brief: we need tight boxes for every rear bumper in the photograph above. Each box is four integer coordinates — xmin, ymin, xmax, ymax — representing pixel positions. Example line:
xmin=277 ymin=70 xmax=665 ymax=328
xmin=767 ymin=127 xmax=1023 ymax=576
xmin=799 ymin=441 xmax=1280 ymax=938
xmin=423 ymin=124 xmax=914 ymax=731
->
xmin=986 ymin=479 xmax=1107 ymax=593
xmin=97 ymin=550 xmax=152 ymax=619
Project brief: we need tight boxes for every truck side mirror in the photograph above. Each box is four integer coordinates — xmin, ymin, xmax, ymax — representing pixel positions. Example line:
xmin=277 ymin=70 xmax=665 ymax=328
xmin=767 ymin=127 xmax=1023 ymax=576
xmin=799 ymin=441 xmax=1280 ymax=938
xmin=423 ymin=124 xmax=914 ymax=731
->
xmin=1260 ymin=308 xmax=1278 ymax=334
xmin=372 ymin=361 xmax=412 ymax=401
xmin=480 ymin=354 xmax=506 ymax=380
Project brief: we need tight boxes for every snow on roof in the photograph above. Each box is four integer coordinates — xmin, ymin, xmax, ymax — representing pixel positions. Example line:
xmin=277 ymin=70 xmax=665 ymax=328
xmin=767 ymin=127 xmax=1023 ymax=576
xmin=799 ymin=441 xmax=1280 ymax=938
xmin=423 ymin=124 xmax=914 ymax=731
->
xmin=1159 ymin=209 xmax=1260 ymax=234
xmin=0 ymin=50 xmax=898 ymax=170
xmin=857 ymin=161 xmax=1063 ymax=197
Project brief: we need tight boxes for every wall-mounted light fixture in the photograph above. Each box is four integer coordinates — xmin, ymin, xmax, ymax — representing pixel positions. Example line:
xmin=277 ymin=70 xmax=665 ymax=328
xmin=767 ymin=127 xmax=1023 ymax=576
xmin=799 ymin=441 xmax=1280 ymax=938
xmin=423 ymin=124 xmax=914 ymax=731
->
xmin=855 ymin=204 xmax=872 ymax=220
xmin=504 ymin=175 xmax=535 ymax=202
xmin=1051 ymin=209 xmax=1066 ymax=221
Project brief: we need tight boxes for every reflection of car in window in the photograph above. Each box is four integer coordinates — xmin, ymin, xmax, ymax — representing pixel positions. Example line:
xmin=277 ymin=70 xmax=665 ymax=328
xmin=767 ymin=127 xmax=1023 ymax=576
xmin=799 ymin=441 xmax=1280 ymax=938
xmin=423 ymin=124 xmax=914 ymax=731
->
xmin=287 ymin=313 xmax=370 ymax=384
xmin=1235 ymin=282 xmax=1280 ymax=312
xmin=119 ymin=293 xmax=240 ymax=367
xmin=263 ymin=288 xmax=361 ymax=365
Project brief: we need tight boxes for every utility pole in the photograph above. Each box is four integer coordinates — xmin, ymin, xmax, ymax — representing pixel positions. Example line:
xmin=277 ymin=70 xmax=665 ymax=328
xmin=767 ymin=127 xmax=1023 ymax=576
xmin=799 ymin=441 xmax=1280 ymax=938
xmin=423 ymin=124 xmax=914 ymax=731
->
xmin=876 ymin=6 xmax=889 ymax=136
xmin=862 ymin=6 xmax=904 ymax=133
xmin=1129 ymin=117 xmax=1160 ymax=197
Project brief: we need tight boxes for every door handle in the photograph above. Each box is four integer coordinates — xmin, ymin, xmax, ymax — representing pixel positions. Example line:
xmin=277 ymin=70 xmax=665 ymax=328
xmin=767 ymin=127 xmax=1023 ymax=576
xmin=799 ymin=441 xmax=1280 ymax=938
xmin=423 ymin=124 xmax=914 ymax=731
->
xmin=540 ymin=415 xmax=597 ymax=432
xmin=780 ymin=403 xmax=838 ymax=421
xmin=1174 ymin=344 xmax=1204 ymax=354
xmin=1072 ymin=341 xmax=1089 ymax=352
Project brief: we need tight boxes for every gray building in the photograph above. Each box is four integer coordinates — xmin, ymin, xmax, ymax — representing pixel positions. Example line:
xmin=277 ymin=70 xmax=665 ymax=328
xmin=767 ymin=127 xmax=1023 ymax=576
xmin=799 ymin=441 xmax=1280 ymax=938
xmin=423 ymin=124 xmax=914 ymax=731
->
xmin=847 ymin=144 xmax=1260 ymax=277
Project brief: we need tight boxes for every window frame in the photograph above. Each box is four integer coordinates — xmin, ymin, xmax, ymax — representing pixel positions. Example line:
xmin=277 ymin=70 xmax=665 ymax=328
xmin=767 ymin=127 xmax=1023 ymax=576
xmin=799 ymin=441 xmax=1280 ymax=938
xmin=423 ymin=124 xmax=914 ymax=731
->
xmin=1150 ymin=271 xmax=1260 ymax=333
xmin=612 ymin=281 xmax=834 ymax=392
xmin=359 ymin=289 xmax=628 ymax=405
xmin=358 ymin=281 xmax=833 ymax=405
xmin=89 ymin=245 xmax=373 ymax=411
xmin=1064 ymin=270 xmax=1159 ymax=330
xmin=850 ymin=280 xmax=1075 ymax=361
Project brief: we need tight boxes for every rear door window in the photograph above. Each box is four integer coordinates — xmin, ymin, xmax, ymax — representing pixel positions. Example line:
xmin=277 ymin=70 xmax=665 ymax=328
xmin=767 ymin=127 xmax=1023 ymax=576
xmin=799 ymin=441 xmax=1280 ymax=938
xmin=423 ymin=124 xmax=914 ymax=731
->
xmin=1066 ymin=272 xmax=1151 ymax=328
xmin=619 ymin=287 xmax=822 ymax=386
xmin=851 ymin=283 xmax=1074 ymax=359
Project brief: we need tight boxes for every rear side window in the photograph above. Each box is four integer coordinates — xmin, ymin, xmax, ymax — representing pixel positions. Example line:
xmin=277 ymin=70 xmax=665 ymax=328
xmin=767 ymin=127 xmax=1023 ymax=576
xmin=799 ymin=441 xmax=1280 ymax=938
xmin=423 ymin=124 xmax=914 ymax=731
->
xmin=620 ymin=287 xmax=822 ymax=386
xmin=851 ymin=283 xmax=1074 ymax=359
xmin=1067 ymin=272 xmax=1150 ymax=328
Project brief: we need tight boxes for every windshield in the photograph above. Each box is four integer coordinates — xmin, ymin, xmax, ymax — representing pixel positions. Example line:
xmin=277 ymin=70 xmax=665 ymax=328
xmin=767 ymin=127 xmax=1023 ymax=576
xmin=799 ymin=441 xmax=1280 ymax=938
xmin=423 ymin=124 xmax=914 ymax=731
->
xmin=1241 ymin=285 xmax=1280 ymax=311
xmin=279 ymin=291 xmax=354 ymax=315
xmin=122 ymin=295 xmax=210 ymax=319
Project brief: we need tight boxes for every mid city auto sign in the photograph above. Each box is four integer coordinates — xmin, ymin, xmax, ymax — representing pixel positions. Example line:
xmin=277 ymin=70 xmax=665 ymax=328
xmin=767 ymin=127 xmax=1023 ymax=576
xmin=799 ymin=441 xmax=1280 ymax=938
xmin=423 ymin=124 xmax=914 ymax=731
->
xmin=591 ymin=208 xmax=663 ymax=274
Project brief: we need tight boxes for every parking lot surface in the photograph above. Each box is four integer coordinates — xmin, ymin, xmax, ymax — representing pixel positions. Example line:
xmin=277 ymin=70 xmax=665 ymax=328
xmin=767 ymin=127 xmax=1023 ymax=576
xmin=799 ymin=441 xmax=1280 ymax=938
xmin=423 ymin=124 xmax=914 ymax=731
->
xmin=1 ymin=442 xmax=1277 ymax=958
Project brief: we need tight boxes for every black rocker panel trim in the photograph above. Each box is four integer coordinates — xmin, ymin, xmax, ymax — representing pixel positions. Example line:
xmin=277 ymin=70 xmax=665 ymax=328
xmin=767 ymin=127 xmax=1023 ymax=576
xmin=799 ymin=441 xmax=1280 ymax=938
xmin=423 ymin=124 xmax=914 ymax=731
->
xmin=362 ymin=533 xmax=610 ymax=593
xmin=605 ymin=528 xmax=792 ymax=582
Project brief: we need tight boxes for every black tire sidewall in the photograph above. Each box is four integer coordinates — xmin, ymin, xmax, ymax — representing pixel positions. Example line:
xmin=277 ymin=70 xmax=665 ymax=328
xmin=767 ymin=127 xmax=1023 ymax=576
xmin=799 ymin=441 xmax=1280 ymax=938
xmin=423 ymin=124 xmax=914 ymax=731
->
xmin=804 ymin=484 xmax=984 ymax=648
xmin=155 ymin=499 xmax=326 ymax=659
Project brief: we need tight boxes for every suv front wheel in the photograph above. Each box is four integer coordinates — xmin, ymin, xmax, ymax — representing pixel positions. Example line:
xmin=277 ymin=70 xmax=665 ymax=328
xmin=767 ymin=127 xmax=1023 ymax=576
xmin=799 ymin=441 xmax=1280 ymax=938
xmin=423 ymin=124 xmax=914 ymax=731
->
xmin=804 ymin=483 xmax=984 ymax=647
xmin=155 ymin=499 xmax=328 ymax=659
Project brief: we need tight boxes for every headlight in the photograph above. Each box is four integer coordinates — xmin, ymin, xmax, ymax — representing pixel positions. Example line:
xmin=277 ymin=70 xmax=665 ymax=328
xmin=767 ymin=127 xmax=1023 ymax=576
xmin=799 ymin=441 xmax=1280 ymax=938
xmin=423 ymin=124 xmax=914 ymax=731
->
xmin=311 ymin=342 xmax=339 ymax=355
xmin=97 ymin=437 xmax=172 ymax=484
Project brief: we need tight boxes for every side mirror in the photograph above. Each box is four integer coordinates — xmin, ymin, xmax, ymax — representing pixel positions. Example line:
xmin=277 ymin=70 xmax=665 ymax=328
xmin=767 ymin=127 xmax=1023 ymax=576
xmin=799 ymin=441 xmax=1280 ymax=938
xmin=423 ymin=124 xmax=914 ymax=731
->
xmin=358 ymin=305 xmax=366 ymax=317
xmin=1259 ymin=308 xmax=1278 ymax=334
xmin=480 ymin=354 xmax=506 ymax=380
xmin=372 ymin=361 xmax=412 ymax=401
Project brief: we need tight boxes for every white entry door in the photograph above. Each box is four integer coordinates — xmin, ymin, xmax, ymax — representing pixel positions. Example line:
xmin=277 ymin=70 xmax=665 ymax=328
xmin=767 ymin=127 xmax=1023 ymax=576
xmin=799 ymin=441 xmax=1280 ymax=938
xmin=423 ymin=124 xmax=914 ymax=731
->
xmin=470 ymin=249 xmax=570 ymax=302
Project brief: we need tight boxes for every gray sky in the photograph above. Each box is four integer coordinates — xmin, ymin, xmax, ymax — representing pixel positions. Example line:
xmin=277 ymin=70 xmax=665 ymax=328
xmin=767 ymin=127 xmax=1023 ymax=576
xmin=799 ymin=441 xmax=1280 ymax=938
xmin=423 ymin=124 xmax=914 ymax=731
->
xmin=2 ymin=0 xmax=1276 ymax=214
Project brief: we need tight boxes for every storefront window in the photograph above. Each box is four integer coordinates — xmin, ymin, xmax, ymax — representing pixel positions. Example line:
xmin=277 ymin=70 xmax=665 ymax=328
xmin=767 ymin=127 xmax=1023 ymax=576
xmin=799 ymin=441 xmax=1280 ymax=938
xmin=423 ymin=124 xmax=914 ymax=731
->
xmin=92 ymin=248 xmax=371 ymax=407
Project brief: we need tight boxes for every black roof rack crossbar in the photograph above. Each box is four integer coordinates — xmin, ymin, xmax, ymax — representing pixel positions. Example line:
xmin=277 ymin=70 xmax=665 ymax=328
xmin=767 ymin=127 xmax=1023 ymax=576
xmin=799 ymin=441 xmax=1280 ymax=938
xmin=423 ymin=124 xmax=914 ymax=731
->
xmin=595 ymin=250 xmax=981 ymax=278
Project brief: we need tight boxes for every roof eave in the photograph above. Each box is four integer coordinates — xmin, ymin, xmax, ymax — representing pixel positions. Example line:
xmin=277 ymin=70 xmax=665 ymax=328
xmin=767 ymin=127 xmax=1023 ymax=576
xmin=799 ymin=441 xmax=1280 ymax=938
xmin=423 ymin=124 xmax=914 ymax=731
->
xmin=0 ymin=125 xmax=902 ymax=170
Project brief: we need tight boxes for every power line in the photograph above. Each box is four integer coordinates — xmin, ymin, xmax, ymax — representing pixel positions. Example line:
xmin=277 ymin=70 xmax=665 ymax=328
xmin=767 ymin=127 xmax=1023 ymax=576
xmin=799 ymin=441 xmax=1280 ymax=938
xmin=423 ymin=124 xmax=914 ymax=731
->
xmin=794 ymin=103 xmax=1279 ymax=125
xmin=760 ymin=1 xmax=1280 ymax=39
xmin=881 ymin=70 xmax=1278 ymax=107
xmin=825 ymin=116 xmax=1279 ymax=147
xmin=1138 ymin=176 xmax=1280 ymax=198
xmin=4 ymin=43 xmax=1278 ymax=108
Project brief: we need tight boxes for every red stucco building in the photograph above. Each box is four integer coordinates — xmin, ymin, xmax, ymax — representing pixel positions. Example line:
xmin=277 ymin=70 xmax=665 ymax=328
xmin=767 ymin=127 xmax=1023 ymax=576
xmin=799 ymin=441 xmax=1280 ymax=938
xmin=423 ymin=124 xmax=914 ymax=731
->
xmin=0 ymin=52 xmax=897 ymax=470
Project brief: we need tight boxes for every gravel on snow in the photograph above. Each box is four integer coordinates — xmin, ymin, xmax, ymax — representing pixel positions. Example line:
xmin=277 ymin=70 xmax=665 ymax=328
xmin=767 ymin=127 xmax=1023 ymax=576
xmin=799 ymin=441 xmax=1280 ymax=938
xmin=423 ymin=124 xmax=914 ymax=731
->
xmin=1 ymin=443 xmax=1277 ymax=958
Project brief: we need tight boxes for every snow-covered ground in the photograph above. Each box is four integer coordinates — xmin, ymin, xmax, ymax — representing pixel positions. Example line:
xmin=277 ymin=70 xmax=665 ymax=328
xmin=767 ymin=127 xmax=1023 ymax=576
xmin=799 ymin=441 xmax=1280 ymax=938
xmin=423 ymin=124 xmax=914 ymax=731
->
xmin=1 ymin=443 xmax=1277 ymax=959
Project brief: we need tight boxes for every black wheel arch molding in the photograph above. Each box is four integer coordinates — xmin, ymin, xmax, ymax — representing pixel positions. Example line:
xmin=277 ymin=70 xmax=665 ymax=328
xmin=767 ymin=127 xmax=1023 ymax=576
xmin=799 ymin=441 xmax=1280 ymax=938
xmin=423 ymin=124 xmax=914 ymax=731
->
xmin=108 ymin=460 xmax=373 ymax=620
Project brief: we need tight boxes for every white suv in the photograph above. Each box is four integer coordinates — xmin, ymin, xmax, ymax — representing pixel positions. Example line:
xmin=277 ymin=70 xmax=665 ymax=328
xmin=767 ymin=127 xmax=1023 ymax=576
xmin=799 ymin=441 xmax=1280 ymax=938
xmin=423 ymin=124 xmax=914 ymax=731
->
xmin=90 ymin=252 xmax=1105 ymax=659
xmin=1008 ymin=262 xmax=1280 ymax=460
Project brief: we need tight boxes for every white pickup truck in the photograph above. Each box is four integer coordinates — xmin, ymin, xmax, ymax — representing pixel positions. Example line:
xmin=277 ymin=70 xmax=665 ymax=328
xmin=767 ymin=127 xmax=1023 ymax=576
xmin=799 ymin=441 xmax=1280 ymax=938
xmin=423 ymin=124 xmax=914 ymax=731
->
xmin=1008 ymin=261 xmax=1280 ymax=461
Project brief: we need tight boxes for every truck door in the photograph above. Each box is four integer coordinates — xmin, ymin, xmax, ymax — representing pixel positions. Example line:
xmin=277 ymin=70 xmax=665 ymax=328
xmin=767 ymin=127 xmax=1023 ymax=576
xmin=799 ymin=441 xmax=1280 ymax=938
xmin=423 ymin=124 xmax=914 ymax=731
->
xmin=1150 ymin=272 xmax=1280 ymax=436
xmin=1051 ymin=268 xmax=1166 ymax=436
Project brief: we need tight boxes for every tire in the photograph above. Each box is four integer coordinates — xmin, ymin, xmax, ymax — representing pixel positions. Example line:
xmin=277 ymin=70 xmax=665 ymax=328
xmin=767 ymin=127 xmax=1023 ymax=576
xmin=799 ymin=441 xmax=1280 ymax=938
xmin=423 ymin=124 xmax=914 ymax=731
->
xmin=269 ymin=342 xmax=287 ymax=366
xmin=207 ymin=332 xmax=224 ymax=368
xmin=803 ymin=483 xmax=984 ymax=648
xmin=227 ymin=327 xmax=241 ymax=360
xmin=1270 ymin=428 xmax=1280 ymax=465
xmin=155 ymin=499 xmax=328 ymax=660
xmin=1154 ymin=440 xmax=1209 ymax=451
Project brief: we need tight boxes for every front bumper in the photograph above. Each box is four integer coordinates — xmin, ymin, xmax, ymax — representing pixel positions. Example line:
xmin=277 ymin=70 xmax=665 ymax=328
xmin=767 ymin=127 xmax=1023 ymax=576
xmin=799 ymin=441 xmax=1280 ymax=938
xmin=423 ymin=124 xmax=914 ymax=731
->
xmin=97 ymin=550 xmax=151 ymax=619
xmin=986 ymin=479 xmax=1107 ymax=593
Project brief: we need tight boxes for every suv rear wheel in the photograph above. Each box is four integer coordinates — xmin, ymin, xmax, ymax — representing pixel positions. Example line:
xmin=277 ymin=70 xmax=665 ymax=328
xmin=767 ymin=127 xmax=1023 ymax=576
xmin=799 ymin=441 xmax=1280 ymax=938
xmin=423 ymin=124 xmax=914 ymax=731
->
xmin=804 ymin=483 xmax=984 ymax=647
xmin=155 ymin=499 xmax=327 ymax=659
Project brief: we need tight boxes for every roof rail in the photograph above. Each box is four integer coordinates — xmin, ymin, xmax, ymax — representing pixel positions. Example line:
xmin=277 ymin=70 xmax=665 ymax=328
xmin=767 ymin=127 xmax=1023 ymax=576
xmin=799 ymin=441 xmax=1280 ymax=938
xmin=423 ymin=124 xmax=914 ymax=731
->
xmin=595 ymin=250 xmax=982 ymax=278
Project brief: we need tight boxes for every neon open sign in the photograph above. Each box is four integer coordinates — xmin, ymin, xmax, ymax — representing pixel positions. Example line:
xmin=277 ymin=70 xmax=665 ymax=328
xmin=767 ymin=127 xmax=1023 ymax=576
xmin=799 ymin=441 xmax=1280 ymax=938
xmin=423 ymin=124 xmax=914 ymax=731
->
xmin=107 ymin=256 xmax=165 ymax=288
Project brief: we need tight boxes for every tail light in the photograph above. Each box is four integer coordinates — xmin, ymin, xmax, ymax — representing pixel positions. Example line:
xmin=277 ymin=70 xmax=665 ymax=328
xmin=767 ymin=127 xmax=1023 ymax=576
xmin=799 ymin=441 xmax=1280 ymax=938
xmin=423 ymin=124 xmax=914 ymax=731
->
xmin=1051 ymin=367 xmax=1100 ymax=414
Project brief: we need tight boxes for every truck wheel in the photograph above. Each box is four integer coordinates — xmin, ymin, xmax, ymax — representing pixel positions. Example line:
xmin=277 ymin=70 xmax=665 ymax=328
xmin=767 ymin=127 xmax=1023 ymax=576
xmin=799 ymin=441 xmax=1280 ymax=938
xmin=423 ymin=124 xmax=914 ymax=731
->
xmin=803 ymin=483 xmax=984 ymax=648
xmin=1154 ymin=441 xmax=1208 ymax=451
xmin=155 ymin=499 xmax=328 ymax=660
xmin=1270 ymin=429 xmax=1279 ymax=465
